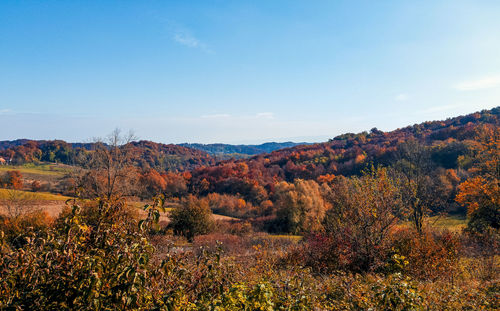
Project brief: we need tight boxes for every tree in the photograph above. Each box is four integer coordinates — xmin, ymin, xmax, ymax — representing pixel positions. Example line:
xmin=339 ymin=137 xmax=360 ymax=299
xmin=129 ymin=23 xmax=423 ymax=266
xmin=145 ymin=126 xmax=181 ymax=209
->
xmin=456 ymin=127 xmax=499 ymax=232
xmin=274 ymin=179 xmax=329 ymax=234
xmin=76 ymin=129 xmax=138 ymax=199
xmin=392 ymin=139 xmax=434 ymax=233
xmin=138 ymin=169 xmax=166 ymax=199
xmin=322 ymin=167 xmax=404 ymax=271
xmin=162 ymin=172 xmax=188 ymax=198
xmin=2 ymin=171 xmax=23 ymax=190
xmin=169 ymin=195 xmax=213 ymax=241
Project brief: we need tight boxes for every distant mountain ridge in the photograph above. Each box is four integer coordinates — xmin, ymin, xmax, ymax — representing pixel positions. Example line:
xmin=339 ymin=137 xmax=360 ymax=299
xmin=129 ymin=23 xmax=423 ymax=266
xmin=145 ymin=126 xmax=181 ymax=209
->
xmin=179 ymin=142 xmax=308 ymax=157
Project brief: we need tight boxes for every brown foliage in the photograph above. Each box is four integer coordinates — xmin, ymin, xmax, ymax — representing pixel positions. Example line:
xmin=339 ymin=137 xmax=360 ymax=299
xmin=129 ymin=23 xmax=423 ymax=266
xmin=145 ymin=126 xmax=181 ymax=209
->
xmin=2 ymin=171 xmax=23 ymax=190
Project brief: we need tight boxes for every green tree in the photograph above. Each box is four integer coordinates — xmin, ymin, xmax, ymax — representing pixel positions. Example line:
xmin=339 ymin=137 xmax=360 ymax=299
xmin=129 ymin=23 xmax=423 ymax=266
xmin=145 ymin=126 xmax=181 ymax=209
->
xmin=169 ymin=195 xmax=213 ymax=241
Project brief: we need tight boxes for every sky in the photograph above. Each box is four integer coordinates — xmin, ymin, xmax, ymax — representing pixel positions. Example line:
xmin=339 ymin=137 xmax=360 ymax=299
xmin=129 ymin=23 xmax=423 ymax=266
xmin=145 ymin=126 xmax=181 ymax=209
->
xmin=1 ymin=0 xmax=499 ymax=144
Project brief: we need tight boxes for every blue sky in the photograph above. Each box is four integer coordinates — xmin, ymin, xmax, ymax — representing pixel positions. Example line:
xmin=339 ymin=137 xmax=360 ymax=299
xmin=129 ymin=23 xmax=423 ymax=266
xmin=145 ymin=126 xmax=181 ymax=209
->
xmin=1 ymin=1 xmax=499 ymax=143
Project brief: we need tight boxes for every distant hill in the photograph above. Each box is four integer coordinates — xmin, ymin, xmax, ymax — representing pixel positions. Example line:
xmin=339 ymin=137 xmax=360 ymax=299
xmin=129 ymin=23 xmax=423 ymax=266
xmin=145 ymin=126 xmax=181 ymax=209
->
xmin=0 ymin=140 xmax=97 ymax=151
xmin=128 ymin=140 xmax=215 ymax=171
xmin=0 ymin=139 xmax=33 ymax=150
xmin=0 ymin=139 xmax=215 ymax=172
xmin=188 ymin=107 xmax=500 ymax=199
xmin=179 ymin=142 xmax=308 ymax=158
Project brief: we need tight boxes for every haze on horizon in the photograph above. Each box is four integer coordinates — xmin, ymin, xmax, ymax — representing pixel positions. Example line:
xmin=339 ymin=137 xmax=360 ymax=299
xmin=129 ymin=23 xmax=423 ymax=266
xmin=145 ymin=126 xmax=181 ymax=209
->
xmin=1 ymin=0 xmax=499 ymax=144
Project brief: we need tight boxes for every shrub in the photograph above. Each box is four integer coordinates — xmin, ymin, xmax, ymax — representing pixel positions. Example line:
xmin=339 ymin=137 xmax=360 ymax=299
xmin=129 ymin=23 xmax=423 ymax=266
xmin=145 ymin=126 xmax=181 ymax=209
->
xmin=169 ymin=195 xmax=214 ymax=241
xmin=388 ymin=228 xmax=461 ymax=281
xmin=319 ymin=167 xmax=404 ymax=272
xmin=2 ymin=170 xmax=23 ymax=190
xmin=0 ymin=210 xmax=53 ymax=247
xmin=0 ymin=197 xmax=161 ymax=310
xmin=31 ymin=180 xmax=42 ymax=192
xmin=372 ymin=273 xmax=424 ymax=311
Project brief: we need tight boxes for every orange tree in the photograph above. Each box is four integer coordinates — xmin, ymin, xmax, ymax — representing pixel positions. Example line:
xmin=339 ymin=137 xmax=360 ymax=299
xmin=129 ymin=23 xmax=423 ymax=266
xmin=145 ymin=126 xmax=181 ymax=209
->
xmin=2 ymin=170 xmax=23 ymax=190
xmin=456 ymin=126 xmax=499 ymax=232
xmin=320 ymin=166 xmax=405 ymax=272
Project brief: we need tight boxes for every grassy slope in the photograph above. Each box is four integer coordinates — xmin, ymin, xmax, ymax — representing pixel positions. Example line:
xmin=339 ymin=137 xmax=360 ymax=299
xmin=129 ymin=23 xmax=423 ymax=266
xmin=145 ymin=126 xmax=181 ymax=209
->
xmin=0 ymin=188 xmax=71 ymax=201
xmin=426 ymin=214 xmax=467 ymax=232
xmin=395 ymin=214 xmax=467 ymax=232
xmin=0 ymin=163 xmax=71 ymax=176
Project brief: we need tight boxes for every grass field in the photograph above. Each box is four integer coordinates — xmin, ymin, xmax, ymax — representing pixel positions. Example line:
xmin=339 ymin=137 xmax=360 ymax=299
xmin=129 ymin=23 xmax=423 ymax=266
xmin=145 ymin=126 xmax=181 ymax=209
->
xmin=0 ymin=188 xmax=71 ymax=201
xmin=0 ymin=188 xmax=72 ymax=217
xmin=396 ymin=214 xmax=468 ymax=232
xmin=0 ymin=163 xmax=71 ymax=177
xmin=426 ymin=214 xmax=467 ymax=232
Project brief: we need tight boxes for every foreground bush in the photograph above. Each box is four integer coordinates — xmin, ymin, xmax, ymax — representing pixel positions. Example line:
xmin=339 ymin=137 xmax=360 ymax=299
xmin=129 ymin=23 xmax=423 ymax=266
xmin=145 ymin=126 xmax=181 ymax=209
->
xmin=0 ymin=197 xmax=158 ymax=310
xmin=1 ymin=196 xmax=498 ymax=310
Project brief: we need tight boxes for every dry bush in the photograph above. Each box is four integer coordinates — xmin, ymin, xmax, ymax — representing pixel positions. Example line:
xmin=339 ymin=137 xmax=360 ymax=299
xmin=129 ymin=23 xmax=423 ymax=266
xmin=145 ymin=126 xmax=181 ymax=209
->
xmin=0 ymin=210 xmax=53 ymax=247
xmin=30 ymin=180 xmax=42 ymax=192
xmin=388 ymin=228 xmax=461 ymax=281
xmin=213 ymin=219 xmax=253 ymax=236
xmin=459 ymin=229 xmax=500 ymax=282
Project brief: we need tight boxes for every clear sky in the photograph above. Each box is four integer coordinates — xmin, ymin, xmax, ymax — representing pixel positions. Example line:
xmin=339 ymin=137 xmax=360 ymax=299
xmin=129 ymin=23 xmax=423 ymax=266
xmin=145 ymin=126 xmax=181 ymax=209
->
xmin=1 ymin=1 xmax=499 ymax=144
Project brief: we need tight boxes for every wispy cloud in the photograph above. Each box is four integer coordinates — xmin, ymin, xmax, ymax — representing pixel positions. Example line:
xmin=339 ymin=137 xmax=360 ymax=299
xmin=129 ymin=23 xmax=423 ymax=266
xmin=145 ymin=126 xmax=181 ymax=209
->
xmin=173 ymin=31 xmax=213 ymax=53
xmin=255 ymin=112 xmax=274 ymax=119
xmin=0 ymin=109 xmax=11 ymax=115
xmin=394 ymin=93 xmax=409 ymax=101
xmin=453 ymin=75 xmax=500 ymax=91
xmin=201 ymin=113 xmax=231 ymax=119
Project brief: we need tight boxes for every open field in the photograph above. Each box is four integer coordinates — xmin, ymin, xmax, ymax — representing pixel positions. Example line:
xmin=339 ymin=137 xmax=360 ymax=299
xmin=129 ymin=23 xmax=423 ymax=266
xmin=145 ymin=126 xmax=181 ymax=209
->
xmin=0 ymin=189 xmax=72 ymax=218
xmin=427 ymin=214 xmax=467 ymax=232
xmin=0 ymin=163 xmax=72 ymax=176
xmin=131 ymin=200 xmax=238 ymax=224
xmin=0 ymin=163 xmax=74 ymax=185
xmin=0 ymin=189 xmax=71 ymax=201
xmin=395 ymin=214 xmax=468 ymax=232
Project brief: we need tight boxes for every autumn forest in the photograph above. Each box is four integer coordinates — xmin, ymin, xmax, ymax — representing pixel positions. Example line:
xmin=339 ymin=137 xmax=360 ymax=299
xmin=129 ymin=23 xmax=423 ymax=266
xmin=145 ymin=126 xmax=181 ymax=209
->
xmin=0 ymin=107 xmax=498 ymax=309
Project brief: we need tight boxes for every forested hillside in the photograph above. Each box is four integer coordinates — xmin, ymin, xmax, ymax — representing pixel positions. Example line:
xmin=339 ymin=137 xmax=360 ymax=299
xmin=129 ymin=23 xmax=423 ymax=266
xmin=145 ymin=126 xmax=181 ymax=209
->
xmin=0 ymin=140 xmax=215 ymax=172
xmin=182 ymin=108 xmax=499 ymax=219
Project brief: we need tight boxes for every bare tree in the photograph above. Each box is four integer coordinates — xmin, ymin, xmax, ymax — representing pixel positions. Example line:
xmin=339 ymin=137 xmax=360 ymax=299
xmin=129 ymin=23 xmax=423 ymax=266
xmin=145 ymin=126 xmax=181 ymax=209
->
xmin=76 ymin=129 xmax=138 ymax=199
xmin=392 ymin=139 xmax=434 ymax=233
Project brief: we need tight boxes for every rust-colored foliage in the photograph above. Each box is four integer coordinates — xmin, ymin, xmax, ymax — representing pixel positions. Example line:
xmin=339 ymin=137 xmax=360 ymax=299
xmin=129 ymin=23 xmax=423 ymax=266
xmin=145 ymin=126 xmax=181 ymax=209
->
xmin=3 ymin=170 xmax=23 ymax=190
xmin=456 ymin=127 xmax=499 ymax=231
